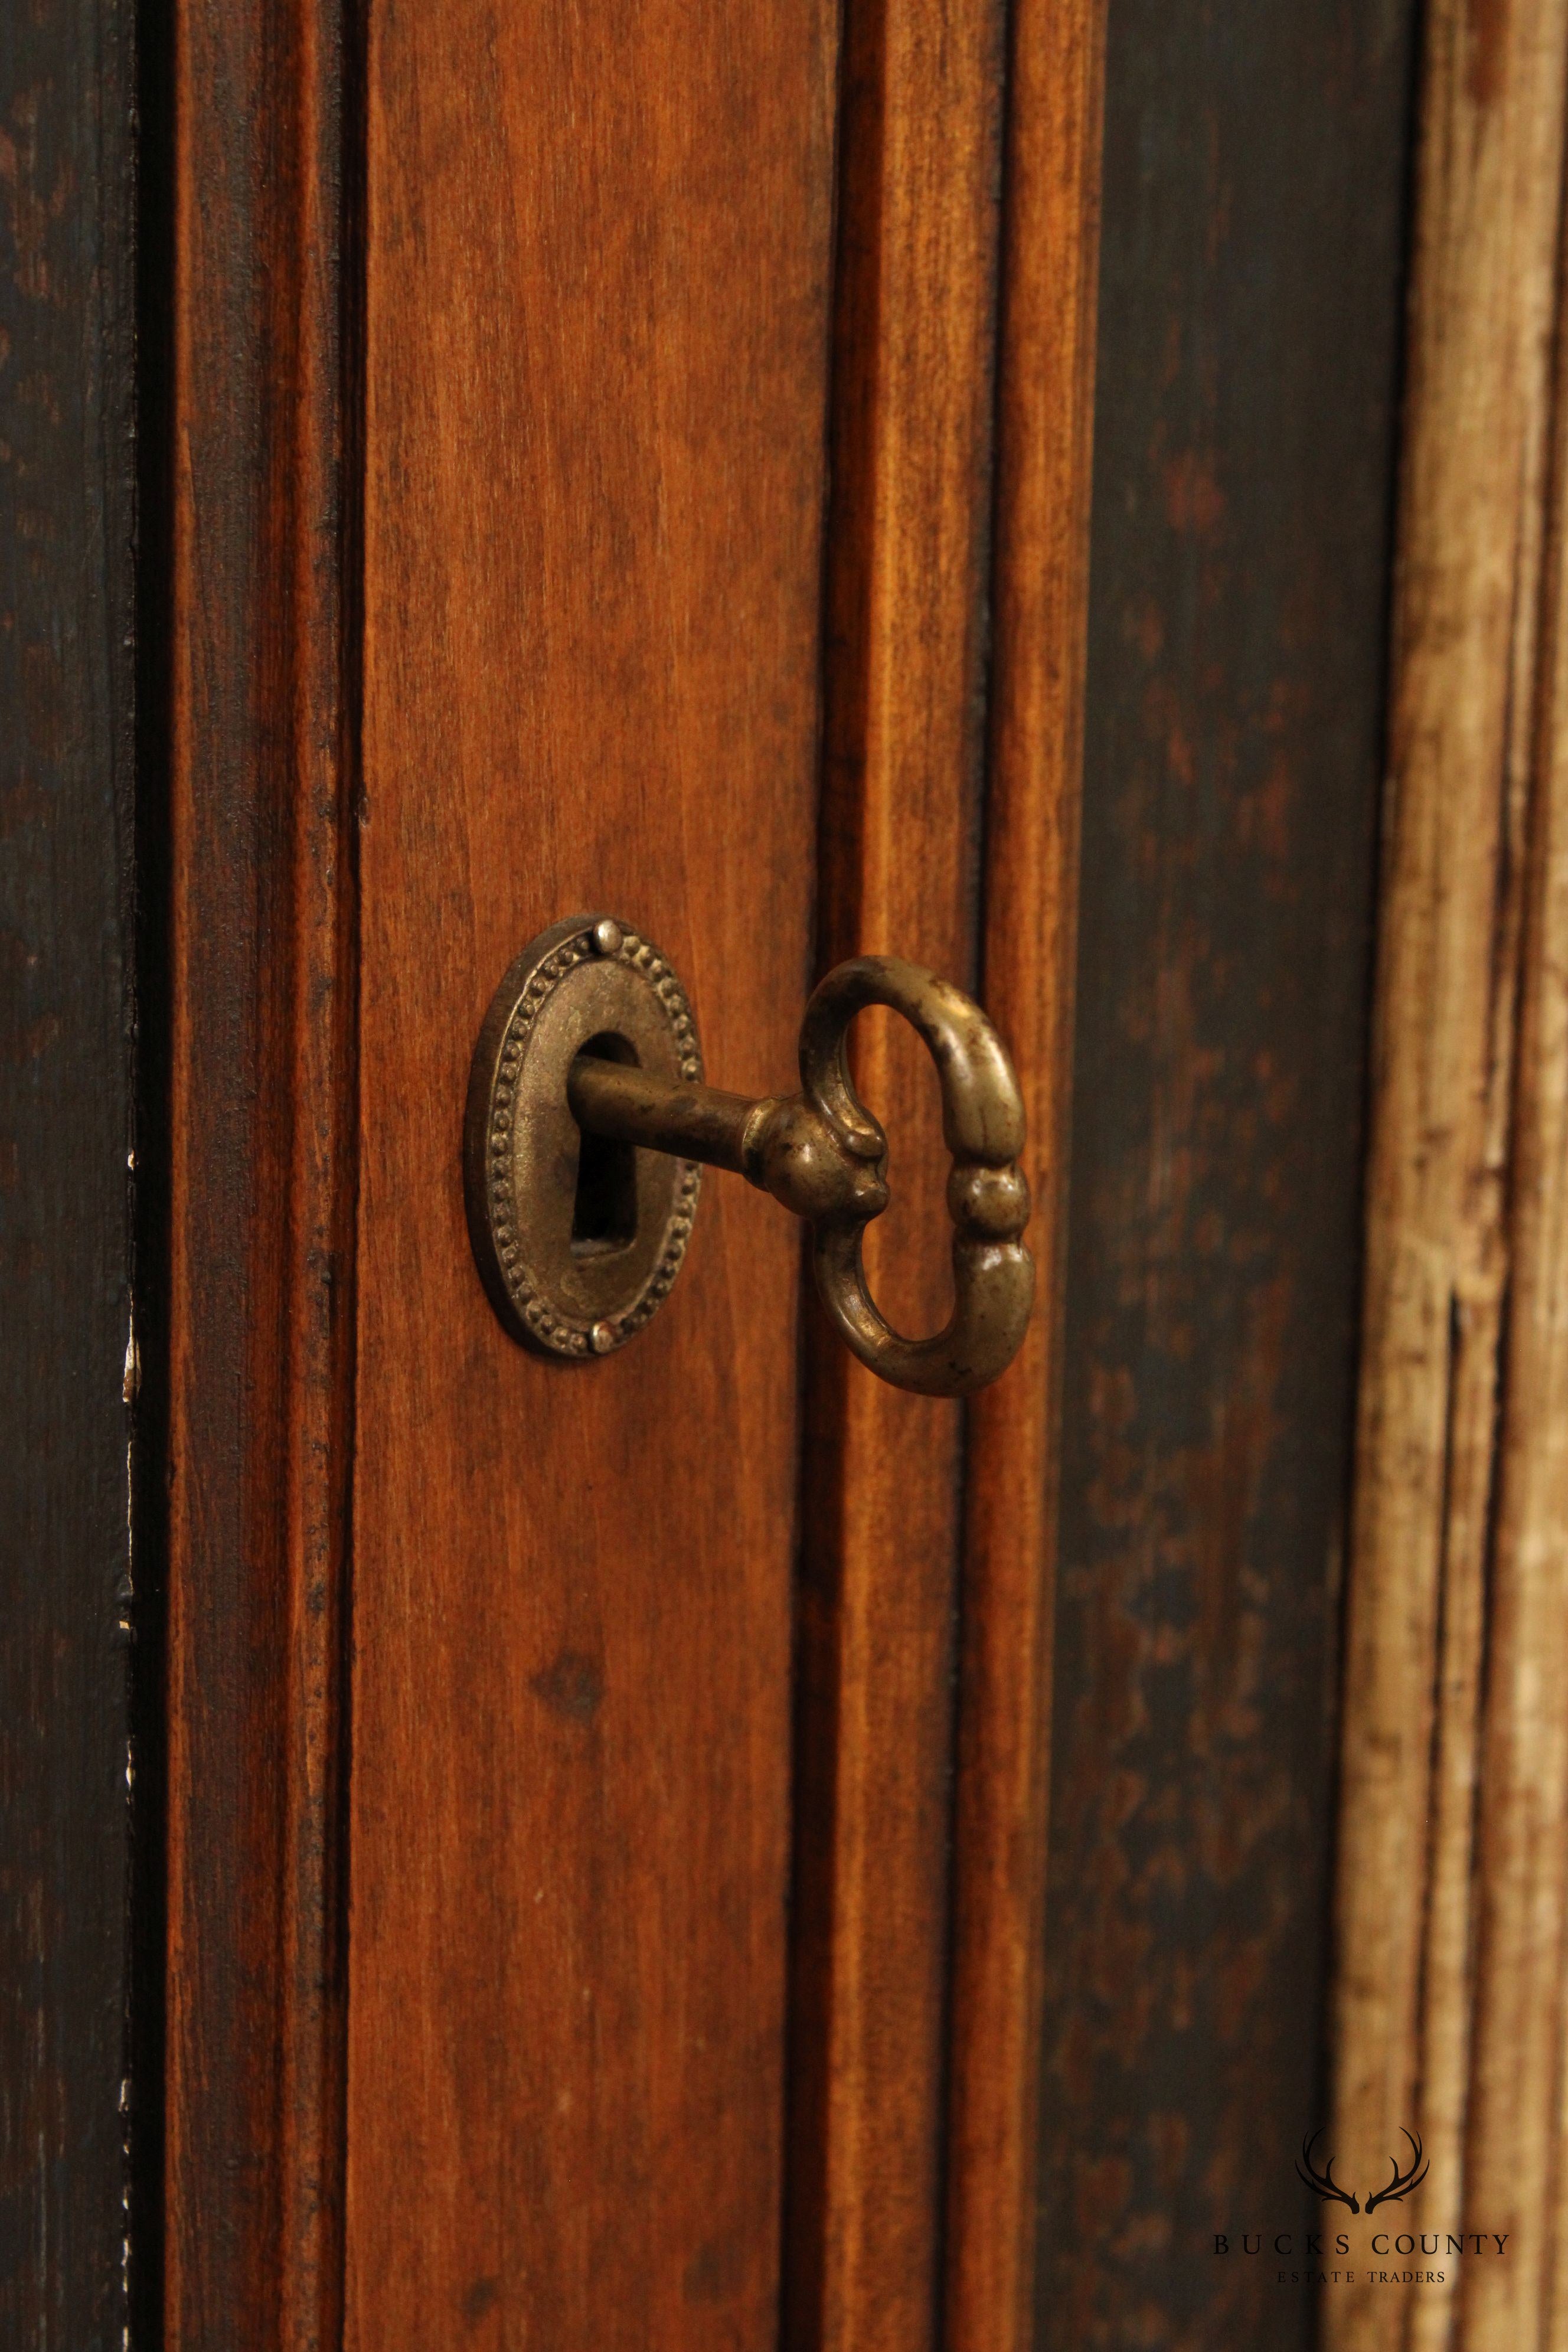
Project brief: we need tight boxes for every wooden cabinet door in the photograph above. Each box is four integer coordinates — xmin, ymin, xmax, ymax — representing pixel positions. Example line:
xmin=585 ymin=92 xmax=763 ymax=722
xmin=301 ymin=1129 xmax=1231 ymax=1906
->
xmin=159 ymin=2 xmax=1102 ymax=2347
xmin=8 ymin=1 xmax=1453 ymax=2346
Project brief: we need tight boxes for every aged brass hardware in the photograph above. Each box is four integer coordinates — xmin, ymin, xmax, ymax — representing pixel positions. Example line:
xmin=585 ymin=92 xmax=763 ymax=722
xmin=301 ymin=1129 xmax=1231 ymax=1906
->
xmin=465 ymin=913 xmax=1033 ymax=1393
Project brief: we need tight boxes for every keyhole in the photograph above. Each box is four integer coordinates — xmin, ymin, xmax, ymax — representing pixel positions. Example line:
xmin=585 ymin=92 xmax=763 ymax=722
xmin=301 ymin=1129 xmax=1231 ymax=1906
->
xmin=571 ymin=1033 xmax=639 ymax=1256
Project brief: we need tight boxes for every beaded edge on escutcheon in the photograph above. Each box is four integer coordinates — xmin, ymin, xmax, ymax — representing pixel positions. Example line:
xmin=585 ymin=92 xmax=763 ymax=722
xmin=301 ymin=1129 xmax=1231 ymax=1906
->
xmin=484 ymin=919 xmax=703 ymax=1357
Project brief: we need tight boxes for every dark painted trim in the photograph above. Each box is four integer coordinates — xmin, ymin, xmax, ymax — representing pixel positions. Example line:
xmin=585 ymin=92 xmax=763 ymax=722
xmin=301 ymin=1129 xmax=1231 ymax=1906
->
xmin=0 ymin=0 xmax=139 ymax=2343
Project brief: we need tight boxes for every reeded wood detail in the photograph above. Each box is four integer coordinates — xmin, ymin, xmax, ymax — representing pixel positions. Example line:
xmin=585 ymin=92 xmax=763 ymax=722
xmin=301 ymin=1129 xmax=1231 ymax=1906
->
xmin=785 ymin=0 xmax=1008 ymax=2333
xmin=1326 ymin=6 xmax=1568 ymax=2347
xmin=947 ymin=3 xmax=1105 ymax=2344
xmin=786 ymin=0 xmax=1104 ymax=2345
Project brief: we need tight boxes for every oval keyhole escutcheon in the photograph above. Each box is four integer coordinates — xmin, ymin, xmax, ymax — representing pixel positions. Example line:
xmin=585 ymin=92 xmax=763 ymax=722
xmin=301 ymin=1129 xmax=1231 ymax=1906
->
xmin=468 ymin=912 xmax=1034 ymax=1391
xmin=463 ymin=915 xmax=703 ymax=1358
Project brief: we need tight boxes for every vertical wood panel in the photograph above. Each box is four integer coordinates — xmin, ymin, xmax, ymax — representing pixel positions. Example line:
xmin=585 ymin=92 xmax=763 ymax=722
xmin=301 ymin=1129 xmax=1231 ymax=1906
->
xmin=348 ymin=7 xmax=836 ymax=2344
xmin=0 ymin=0 xmax=136 ymax=2341
xmin=785 ymin=2 xmax=1007 ymax=2344
xmin=1042 ymin=5 xmax=1419 ymax=2346
xmin=944 ymin=3 xmax=1105 ymax=2345
xmin=1464 ymin=380 xmax=1568 ymax=2343
xmin=1505 ymin=357 xmax=1568 ymax=2344
xmin=162 ymin=0 xmax=360 ymax=2337
xmin=787 ymin=6 xmax=1106 ymax=2346
xmin=1325 ymin=5 xmax=1568 ymax=2347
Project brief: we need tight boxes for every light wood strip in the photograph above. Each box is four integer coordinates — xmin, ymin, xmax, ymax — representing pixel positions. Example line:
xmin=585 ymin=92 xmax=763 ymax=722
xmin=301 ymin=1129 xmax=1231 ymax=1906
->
xmin=1460 ymin=290 xmax=1568 ymax=2351
xmin=1327 ymin=5 xmax=1568 ymax=2347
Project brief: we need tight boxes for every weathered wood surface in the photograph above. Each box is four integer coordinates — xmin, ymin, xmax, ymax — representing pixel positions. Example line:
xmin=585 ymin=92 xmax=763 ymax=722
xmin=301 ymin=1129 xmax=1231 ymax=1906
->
xmin=347 ymin=6 xmax=836 ymax=2343
xmin=161 ymin=0 xmax=360 ymax=2340
xmin=1325 ymin=6 xmax=1568 ymax=2348
xmin=0 ymin=0 xmax=136 ymax=2344
xmin=1038 ymin=5 xmax=1419 ymax=2347
xmin=1464 ymin=347 xmax=1568 ymax=2349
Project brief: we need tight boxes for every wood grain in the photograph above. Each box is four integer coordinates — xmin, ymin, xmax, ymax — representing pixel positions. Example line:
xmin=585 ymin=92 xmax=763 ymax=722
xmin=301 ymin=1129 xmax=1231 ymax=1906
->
xmin=162 ymin=0 xmax=360 ymax=2338
xmin=784 ymin=1 xmax=1007 ymax=2345
xmin=347 ymin=6 xmax=837 ymax=2344
xmin=944 ymin=4 xmax=1105 ymax=2346
xmin=0 ymin=0 xmax=137 ymax=2340
xmin=1040 ymin=5 xmax=1420 ymax=2347
xmin=1462 ymin=344 xmax=1568 ymax=2347
xmin=1324 ymin=5 xmax=1568 ymax=2347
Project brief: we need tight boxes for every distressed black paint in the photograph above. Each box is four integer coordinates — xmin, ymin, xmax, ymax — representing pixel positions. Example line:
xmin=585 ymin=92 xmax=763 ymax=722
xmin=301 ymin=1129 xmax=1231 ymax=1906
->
xmin=0 ymin=0 xmax=137 ymax=2344
xmin=1040 ymin=6 xmax=1418 ymax=2347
